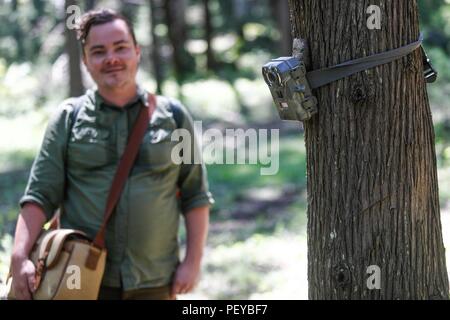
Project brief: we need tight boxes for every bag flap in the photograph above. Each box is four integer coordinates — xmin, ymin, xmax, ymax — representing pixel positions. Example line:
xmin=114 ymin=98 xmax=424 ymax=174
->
xmin=39 ymin=229 xmax=89 ymax=269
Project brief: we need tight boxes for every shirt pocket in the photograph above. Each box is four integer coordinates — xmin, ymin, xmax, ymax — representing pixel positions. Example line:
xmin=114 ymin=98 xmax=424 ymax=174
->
xmin=137 ymin=127 xmax=176 ymax=172
xmin=67 ymin=127 xmax=112 ymax=170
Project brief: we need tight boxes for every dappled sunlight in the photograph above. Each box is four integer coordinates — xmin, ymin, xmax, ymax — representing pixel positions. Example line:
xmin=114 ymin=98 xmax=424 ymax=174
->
xmin=181 ymin=79 xmax=240 ymax=121
xmin=181 ymin=232 xmax=308 ymax=300
xmin=438 ymin=165 xmax=450 ymax=203
xmin=0 ymin=111 xmax=46 ymax=156
xmin=236 ymin=50 xmax=272 ymax=75
xmin=440 ymin=201 xmax=450 ymax=285
xmin=0 ymin=234 xmax=12 ymax=285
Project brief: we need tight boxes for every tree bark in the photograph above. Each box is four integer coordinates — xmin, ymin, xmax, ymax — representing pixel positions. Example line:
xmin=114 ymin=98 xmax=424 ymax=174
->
xmin=65 ymin=0 xmax=84 ymax=97
xmin=288 ymin=0 xmax=449 ymax=299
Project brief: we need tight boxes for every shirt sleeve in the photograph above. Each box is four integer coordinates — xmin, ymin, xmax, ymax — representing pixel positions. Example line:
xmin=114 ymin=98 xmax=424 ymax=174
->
xmin=171 ymin=100 xmax=215 ymax=214
xmin=19 ymin=101 xmax=74 ymax=221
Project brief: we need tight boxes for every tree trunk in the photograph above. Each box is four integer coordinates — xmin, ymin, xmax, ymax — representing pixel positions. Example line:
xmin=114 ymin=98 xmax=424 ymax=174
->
xmin=149 ymin=0 xmax=164 ymax=94
xmin=164 ymin=0 xmax=195 ymax=82
xmin=231 ymin=0 xmax=246 ymax=39
xmin=11 ymin=0 xmax=26 ymax=61
xmin=202 ymin=0 xmax=216 ymax=71
xmin=85 ymin=0 xmax=96 ymax=11
xmin=120 ymin=0 xmax=139 ymax=26
xmin=65 ymin=0 xmax=84 ymax=97
xmin=270 ymin=0 xmax=292 ymax=56
xmin=288 ymin=0 xmax=449 ymax=299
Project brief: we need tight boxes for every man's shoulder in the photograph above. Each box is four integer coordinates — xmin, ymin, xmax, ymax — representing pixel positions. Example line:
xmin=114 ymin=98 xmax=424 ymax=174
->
xmin=153 ymin=95 xmax=190 ymax=127
xmin=46 ymin=93 xmax=90 ymax=127
xmin=55 ymin=93 xmax=90 ymax=116
xmin=59 ymin=92 xmax=91 ymax=110
xmin=154 ymin=95 xmax=183 ymax=112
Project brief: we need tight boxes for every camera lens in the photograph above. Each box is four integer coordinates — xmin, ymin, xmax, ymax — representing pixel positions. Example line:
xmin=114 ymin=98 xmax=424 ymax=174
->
xmin=267 ymin=71 xmax=277 ymax=83
xmin=265 ymin=68 xmax=281 ymax=87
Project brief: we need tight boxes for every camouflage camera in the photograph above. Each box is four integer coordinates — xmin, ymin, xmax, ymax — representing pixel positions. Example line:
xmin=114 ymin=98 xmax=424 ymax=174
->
xmin=262 ymin=57 xmax=318 ymax=122
xmin=263 ymin=35 xmax=431 ymax=122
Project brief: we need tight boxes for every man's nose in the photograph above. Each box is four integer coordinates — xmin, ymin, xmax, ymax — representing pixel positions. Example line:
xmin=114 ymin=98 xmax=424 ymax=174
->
xmin=104 ymin=51 xmax=120 ymax=65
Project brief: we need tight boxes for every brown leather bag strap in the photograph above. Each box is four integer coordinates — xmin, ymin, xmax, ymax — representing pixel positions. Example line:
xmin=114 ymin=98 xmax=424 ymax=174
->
xmin=93 ymin=94 xmax=156 ymax=249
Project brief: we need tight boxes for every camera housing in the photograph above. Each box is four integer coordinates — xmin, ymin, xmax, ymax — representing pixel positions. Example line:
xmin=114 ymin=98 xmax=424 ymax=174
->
xmin=262 ymin=57 xmax=318 ymax=122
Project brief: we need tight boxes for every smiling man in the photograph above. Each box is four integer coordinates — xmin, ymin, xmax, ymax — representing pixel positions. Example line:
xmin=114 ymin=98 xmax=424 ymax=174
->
xmin=10 ymin=9 xmax=214 ymax=300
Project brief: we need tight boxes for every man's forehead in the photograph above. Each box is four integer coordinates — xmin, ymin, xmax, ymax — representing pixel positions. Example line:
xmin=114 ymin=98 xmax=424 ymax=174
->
xmin=85 ymin=19 xmax=133 ymax=47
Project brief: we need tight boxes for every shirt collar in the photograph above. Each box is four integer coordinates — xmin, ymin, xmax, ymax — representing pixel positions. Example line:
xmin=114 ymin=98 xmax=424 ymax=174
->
xmin=89 ymin=85 xmax=148 ymax=111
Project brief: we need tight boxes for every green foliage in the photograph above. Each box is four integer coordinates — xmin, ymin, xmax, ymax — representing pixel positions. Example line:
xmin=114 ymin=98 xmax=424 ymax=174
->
xmin=426 ymin=46 xmax=450 ymax=81
xmin=419 ymin=0 xmax=450 ymax=52
xmin=0 ymin=1 xmax=61 ymax=64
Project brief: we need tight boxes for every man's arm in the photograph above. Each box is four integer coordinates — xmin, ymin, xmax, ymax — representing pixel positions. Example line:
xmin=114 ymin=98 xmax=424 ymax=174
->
xmin=171 ymin=206 xmax=209 ymax=297
xmin=11 ymin=202 xmax=46 ymax=300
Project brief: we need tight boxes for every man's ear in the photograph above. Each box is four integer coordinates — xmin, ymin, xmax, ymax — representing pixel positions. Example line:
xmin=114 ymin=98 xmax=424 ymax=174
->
xmin=82 ymin=51 xmax=87 ymax=67
xmin=136 ymin=45 xmax=141 ymax=62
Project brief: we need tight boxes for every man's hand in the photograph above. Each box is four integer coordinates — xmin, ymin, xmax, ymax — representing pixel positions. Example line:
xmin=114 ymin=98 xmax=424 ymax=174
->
xmin=170 ymin=206 xmax=209 ymax=298
xmin=11 ymin=256 xmax=37 ymax=300
xmin=171 ymin=260 xmax=201 ymax=297
xmin=10 ymin=202 xmax=46 ymax=300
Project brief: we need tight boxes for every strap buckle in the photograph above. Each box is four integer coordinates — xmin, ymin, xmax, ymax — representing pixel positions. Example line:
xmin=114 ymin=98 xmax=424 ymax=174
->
xmin=421 ymin=46 xmax=437 ymax=83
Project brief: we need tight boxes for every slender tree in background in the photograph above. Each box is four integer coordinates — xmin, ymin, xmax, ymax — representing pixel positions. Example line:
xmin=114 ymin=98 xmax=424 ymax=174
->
xmin=120 ymin=0 xmax=139 ymax=26
xmin=65 ymin=0 xmax=84 ymax=97
xmin=202 ymin=0 xmax=217 ymax=70
xmin=11 ymin=0 xmax=25 ymax=61
xmin=149 ymin=0 xmax=164 ymax=94
xmin=164 ymin=0 xmax=194 ymax=82
xmin=269 ymin=0 xmax=292 ymax=56
xmin=85 ymin=0 xmax=96 ymax=11
xmin=288 ymin=0 xmax=449 ymax=299
xmin=231 ymin=0 xmax=246 ymax=39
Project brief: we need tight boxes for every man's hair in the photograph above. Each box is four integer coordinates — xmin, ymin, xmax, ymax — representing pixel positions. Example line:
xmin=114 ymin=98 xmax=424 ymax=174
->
xmin=76 ymin=9 xmax=137 ymax=53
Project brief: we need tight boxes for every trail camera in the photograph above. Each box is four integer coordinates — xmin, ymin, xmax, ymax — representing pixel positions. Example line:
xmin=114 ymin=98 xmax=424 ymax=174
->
xmin=263 ymin=34 xmax=437 ymax=123
xmin=262 ymin=57 xmax=318 ymax=122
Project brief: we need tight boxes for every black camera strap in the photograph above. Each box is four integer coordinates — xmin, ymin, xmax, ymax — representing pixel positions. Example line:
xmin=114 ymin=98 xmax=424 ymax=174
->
xmin=306 ymin=33 xmax=424 ymax=89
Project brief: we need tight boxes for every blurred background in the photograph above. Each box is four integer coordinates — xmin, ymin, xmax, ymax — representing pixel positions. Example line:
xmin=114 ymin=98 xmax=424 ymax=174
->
xmin=0 ymin=0 xmax=449 ymax=299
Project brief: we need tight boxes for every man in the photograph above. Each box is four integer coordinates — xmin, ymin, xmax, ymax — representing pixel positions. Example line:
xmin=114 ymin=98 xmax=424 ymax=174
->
xmin=10 ymin=9 xmax=213 ymax=300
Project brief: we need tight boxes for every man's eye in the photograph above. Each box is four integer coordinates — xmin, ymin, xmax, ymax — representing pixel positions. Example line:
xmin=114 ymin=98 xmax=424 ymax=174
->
xmin=117 ymin=46 xmax=127 ymax=51
xmin=92 ymin=51 xmax=104 ymax=56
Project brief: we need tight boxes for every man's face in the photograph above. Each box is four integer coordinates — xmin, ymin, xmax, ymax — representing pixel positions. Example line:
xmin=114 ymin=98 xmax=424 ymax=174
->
xmin=82 ymin=19 xmax=140 ymax=90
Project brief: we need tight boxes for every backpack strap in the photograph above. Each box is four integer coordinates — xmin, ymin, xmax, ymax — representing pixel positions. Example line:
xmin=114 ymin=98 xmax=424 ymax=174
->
xmin=66 ymin=97 xmax=84 ymax=152
xmin=170 ymin=101 xmax=187 ymax=200
xmin=170 ymin=100 xmax=184 ymax=129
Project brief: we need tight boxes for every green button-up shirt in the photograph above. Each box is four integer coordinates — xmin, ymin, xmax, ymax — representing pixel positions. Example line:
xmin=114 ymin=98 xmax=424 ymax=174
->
xmin=19 ymin=86 xmax=214 ymax=290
